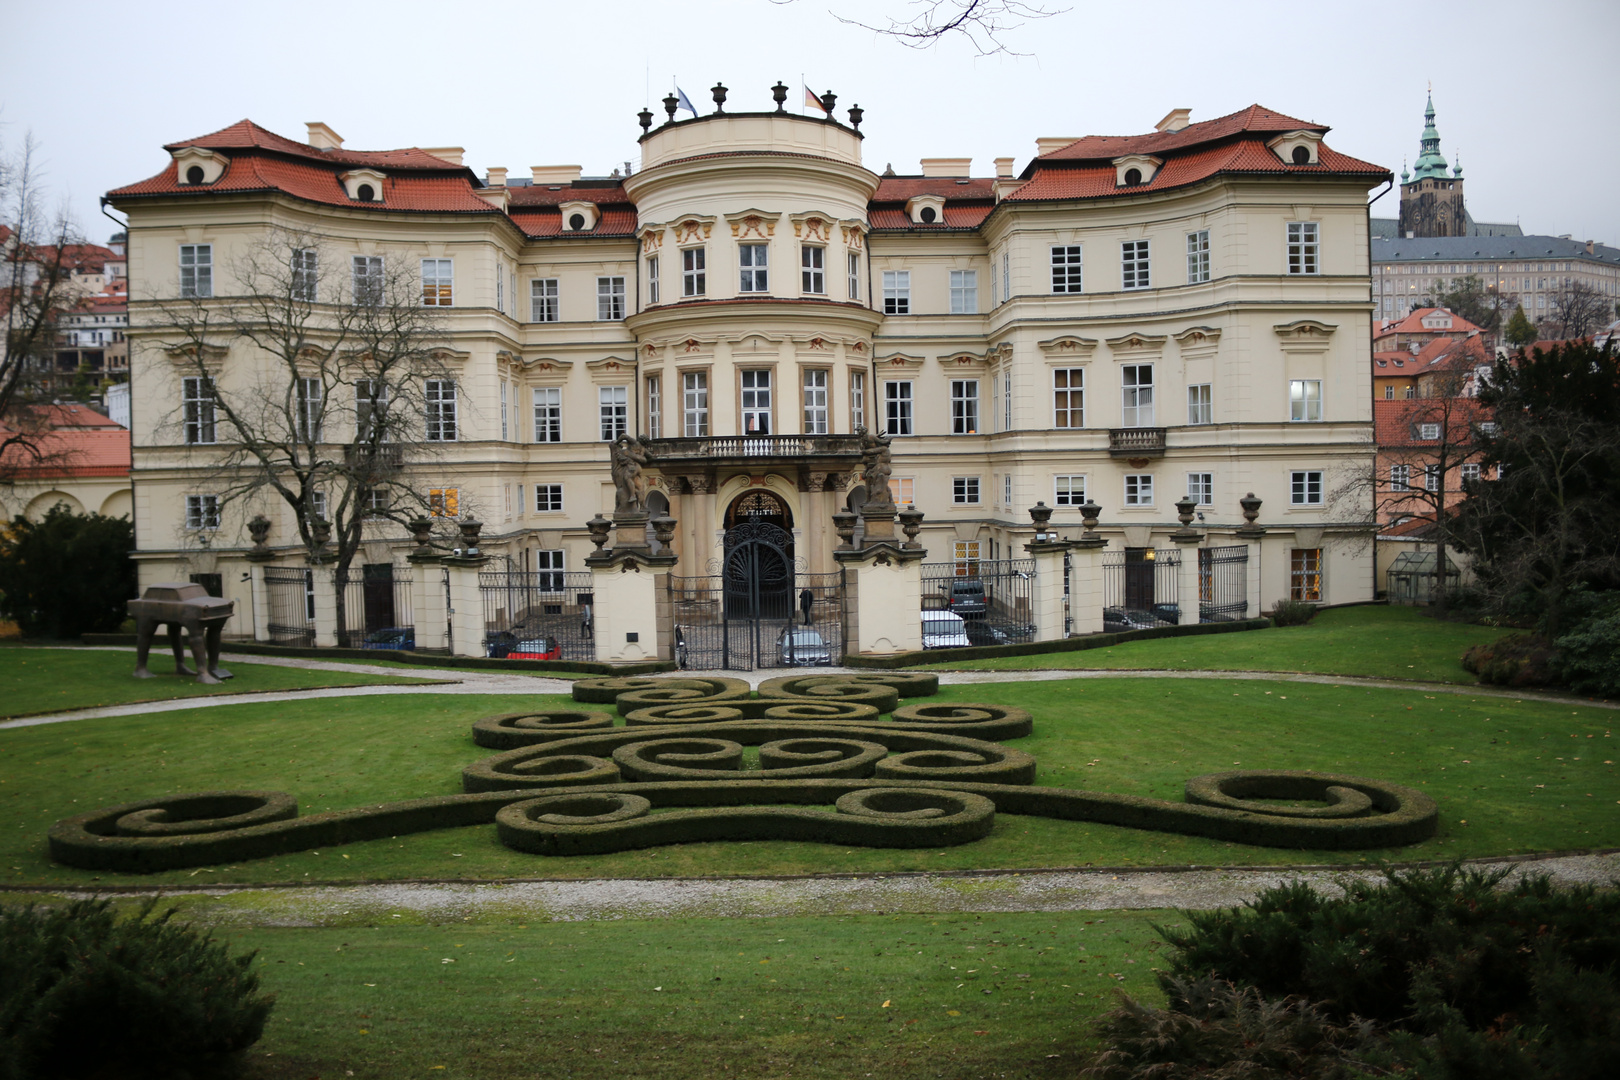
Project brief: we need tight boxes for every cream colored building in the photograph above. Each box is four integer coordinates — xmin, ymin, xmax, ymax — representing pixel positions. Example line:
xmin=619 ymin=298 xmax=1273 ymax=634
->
xmin=110 ymin=95 xmax=1388 ymax=648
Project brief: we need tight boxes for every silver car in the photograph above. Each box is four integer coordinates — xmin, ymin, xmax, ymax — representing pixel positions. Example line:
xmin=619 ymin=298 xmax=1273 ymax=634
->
xmin=777 ymin=627 xmax=832 ymax=666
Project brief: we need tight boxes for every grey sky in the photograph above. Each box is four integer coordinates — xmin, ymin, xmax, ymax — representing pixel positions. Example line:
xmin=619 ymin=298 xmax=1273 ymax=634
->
xmin=5 ymin=0 xmax=1617 ymax=248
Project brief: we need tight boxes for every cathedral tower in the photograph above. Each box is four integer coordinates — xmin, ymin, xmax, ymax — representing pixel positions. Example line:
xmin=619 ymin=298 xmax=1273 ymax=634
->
xmin=1398 ymin=95 xmax=1466 ymax=237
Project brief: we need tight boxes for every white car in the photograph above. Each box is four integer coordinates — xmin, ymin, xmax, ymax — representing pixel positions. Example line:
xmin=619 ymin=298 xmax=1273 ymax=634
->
xmin=921 ymin=609 xmax=970 ymax=649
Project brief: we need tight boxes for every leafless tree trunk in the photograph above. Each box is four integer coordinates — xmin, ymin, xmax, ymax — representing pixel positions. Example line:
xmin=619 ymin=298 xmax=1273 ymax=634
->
xmin=773 ymin=0 xmax=1068 ymax=56
xmin=1542 ymin=278 xmax=1613 ymax=340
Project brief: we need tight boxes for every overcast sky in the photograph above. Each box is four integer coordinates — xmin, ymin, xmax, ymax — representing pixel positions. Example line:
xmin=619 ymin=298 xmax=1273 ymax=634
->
xmin=5 ymin=0 xmax=1617 ymax=248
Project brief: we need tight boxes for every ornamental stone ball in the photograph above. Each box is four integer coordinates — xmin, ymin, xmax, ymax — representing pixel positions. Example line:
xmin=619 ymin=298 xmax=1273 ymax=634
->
xmin=128 ymin=582 xmax=236 ymax=685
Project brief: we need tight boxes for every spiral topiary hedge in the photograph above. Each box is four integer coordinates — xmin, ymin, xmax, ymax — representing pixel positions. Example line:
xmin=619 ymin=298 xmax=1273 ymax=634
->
xmin=46 ymin=673 xmax=1442 ymax=871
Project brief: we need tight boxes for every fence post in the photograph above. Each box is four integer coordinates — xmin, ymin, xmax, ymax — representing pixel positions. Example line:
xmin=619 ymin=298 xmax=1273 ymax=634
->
xmin=308 ymin=563 xmax=339 ymax=648
xmin=1235 ymin=493 xmax=1267 ymax=620
xmin=1170 ymin=496 xmax=1204 ymax=626
xmin=1024 ymin=503 xmax=1072 ymax=642
xmin=586 ymin=511 xmax=679 ymax=664
xmin=439 ymin=521 xmax=489 ymax=658
xmin=245 ymin=552 xmax=274 ymax=643
xmin=834 ymin=503 xmax=926 ymax=655
xmin=1068 ymin=533 xmax=1107 ymax=636
xmin=407 ymin=554 xmax=446 ymax=651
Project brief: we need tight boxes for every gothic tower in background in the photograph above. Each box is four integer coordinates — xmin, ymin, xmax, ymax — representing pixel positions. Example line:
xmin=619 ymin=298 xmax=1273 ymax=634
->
xmin=1398 ymin=95 xmax=1466 ymax=238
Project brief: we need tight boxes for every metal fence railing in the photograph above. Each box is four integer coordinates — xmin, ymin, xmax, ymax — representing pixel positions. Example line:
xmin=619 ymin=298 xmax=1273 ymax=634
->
xmin=337 ymin=568 xmax=414 ymax=647
xmin=1198 ymin=546 xmax=1249 ymax=622
xmin=919 ymin=558 xmax=1036 ymax=648
xmin=479 ymin=570 xmax=595 ymax=663
xmin=263 ymin=566 xmax=315 ymax=646
xmin=1102 ymin=548 xmax=1182 ymax=631
xmin=668 ymin=571 xmax=845 ymax=671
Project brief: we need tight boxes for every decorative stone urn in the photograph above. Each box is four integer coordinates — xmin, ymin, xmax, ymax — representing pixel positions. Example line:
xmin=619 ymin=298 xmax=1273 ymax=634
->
xmin=1236 ymin=492 xmax=1266 ymax=539
xmin=408 ymin=517 xmax=435 ymax=558
xmin=245 ymin=514 xmax=274 ymax=562
xmin=897 ymin=506 xmax=925 ymax=548
xmin=831 ymin=509 xmax=857 ymax=550
xmin=1028 ymin=501 xmax=1056 ymax=542
xmin=456 ymin=519 xmax=484 ymax=557
xmin=651 ymin=515 xmax=678 ymax=548
xmin=586 ymin=514 xmax=613 ymax=553
xmin=1171 ymin=495 xmax=1202 ymax=543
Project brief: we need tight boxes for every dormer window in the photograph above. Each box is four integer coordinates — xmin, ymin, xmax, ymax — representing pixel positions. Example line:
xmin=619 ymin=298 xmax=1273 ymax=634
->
xmin=186 ymin=166 xmax=206 ymax=185
xmin=920 ymin=207 xmax=937 ymax=223
xmin=1267 ymin=130 xmax=1323 ymax=166
xmin=172 ymin=147 xmax=228 ymax=185
xmin=357 ymin=184 xmax=377 ymax=202
xmin=560 ymin=201 xmax=600 ymax=232
xmin=340 ymin=169 xmax=388 ymax=203
xmin=1112 ymin=154 xmax=1162 ymax=187
xmin=905 ymin=194 xmax=946 ymax=225
xmin=1291 ymin=146 xmax=1310 ymax=165
xmin=1124 ymin=168 xmax=1141 ymax=185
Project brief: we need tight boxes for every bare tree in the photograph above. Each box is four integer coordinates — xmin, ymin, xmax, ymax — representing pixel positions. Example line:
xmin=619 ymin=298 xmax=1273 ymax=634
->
xmin=773 ymin=0 xmax=1068 ymax=56
xmin=1541 ymin=278 xmax=1613 ymax=340
xmin=1433 ymin=275 xmax=1517 ymax=340
xmin=154 ymin=228 xmax=455 ymax=641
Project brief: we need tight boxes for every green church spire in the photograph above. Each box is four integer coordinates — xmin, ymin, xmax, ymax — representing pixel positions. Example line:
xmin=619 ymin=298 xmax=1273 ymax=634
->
xmin=1410 ymin=93 xmax=1450 ymax=181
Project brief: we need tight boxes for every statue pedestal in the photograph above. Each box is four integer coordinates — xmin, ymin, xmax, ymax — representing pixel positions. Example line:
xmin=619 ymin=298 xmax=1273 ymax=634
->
xmin=835 ymin=505 xmax=926 ymax=656
xmin=1023 ymin=539 xmax=1073 ymax=642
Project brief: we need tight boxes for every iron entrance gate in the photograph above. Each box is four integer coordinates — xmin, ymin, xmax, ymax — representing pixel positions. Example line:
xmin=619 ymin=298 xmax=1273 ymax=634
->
xmin=263 ymin=566 xmax=315 ymax=645
xmin=1198 ymin=546 xmax=1250 ymax=622
xmin=1102 ymin=548 xmax=1182 ymax=631
xmin=670 ymin=522 xmax=844 ymax=671
xmin=919 ymin=558 xmax=1036 ymax=649
xmin=479 ymin=569 xmax=596 ymax=663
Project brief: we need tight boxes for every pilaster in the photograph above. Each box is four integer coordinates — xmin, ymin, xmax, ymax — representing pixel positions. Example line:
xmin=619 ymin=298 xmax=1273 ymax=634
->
xmin=833 ymin=504 xmax=927 ymax=655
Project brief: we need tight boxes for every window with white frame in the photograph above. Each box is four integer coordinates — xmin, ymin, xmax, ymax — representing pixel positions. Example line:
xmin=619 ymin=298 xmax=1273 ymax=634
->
xmin=1124 ymin=474 xmax=1154 ymax=506
xmin=1291 ymin=470 xmax=1323 ymax=505
xmin=425 ymin=379 xmax=457 ymax=441
xmin=421 ymin=259 xmax=453 ymax=306
xmin=1289 ymin=379 xmax=1323 ymax=422
xmin=535 ymin=484 xmax=563 ymax=513
xmin=884 ymin=380 xmax=912 ymax=435
xmin=1002 ymin=473 xmax=1012 ymax=506
xmin=1384 ymin=385 xmax=1395 ymax=400
xmin=1054 ymin=474 xmax=1087 ymax=506
xmin=496 ymin=265 xmax=504 ymax=314
xmin=882 ymin=270 xmax=910 ymax=314
xmin=530 ymin=278 xmax=559 ymax=322
xmin=646 ymin=256 xmax=659 ymax=304
xmin=1391 ymin=464 xmax=1411 ymax=491
xmin=949 ymin=269 xmax=978 ymax=314
xmin=597 ymin=276 xmax=625 ymax=320
xmin=1290 ymin=547 xmax=1322 ymax=602
xmin=646 ymin=376 xmax=662 ymax=439
xmin=536 ymin=548 xmax=565 ymax=591
xmin=683 ymin=372 xmax=709 ymax=437
xmin=1186 ymin=229 xmax=1210 ymax=283
xmin=801 ymin=246 xmax=824 ymax=294
xmin=296 ymin=376 xmax=323 ymax=442
xmin=989 ymin=260 xmax=996 ymax=306
xmin=1002 ymin=250 xmax=1010 ymax=302
xmin=355 ymin=380 xmax=388 ymax=442
xmin=1287 ymin=222 xmax=1319 ymax=275
xmin=739 ymin=244 xmax=769 ymax=292
xmin=599 ymin=386 xmax=627 ymax=440
xmin=1424 ymin=464 xmax=1441 ymax=492
xmin=179 ymin=244 xmax=212 ymax=298
xmin=503 ymin=483 xmax=512 ymax=520
xmin=1418 ymin=422 xmax=1440 ymax=439
xmin=362 ymin=487 xmax=388 ymax=517
xmin=954 ymin=539 xmax=982 ymax=575
xmin=850 ymin=371 xmax=865 ymax=432
xmin=1187 ymin=472 xmax=1214 ymax=505
xmin=1002 ymin=370 xmax=1012 ymax=429
xmin=953 ymin=476 xmax=980 ymax=504
xmin=533 ymin=387 xmax=561 ymax=442
xmin=499 ymin=380 xmax=508 ymax=441
xmin=847 ymin=252 xmax=860 ymax=299
xmin=682 ymin=248 xmax=706 ymax=297
xmin=515 ymin=482 xmax=524 ymax=515
xmin=951 ymin=379 xmax=979 ymax=434
xmin=741 ymin=370 xmax=771 ymax=434
xmin=1051 ymin=245 xmax=1083 ymax=293
xmin=1122 ymin=364 xmax=1155 ymax=427
xmin=888 ymin=477 xmax=915 ymax=506
xmin=183 ymin=376 xmax=216 ymax=444
xmin=185 ymin=494 xmax=220 ymax=530
xmin=802 ymin=369 xmax=828 ymax=434
xmin=1053 ymin=368 xmax=1084 ymax=428
xmin=1121 ymin=240 xmax=1150 ymax=289
xmin=1461 ymin=462 xmax=1481 ymax=484
xmin=1188 ymin=383 xmax=1212 ymax=425
xmin=291 ymin=248 xmax=317 ymax=302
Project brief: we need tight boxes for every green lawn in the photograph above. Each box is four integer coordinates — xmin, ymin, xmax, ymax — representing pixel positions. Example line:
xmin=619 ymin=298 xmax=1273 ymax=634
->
xmin=5 ymin=678 xmax=1614 ymax=888
xmin=0 ymin=648 xmax=444 ymax=717
xmin=215 ymin=909 xmax=1167 ymax=1080
xmin=925 ymin=605 xmax=1512 ymax=684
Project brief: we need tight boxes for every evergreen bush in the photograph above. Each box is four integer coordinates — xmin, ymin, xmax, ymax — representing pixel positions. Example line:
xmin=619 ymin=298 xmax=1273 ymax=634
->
xmin=1269 ymin=600 xmax=1318 ymax=627
xmin=1554 ymin=593 xmax=1620 ymax=697
xmin=0 ymin=505 xmax=135 ymax=638
xmin=1460 ymin=632 xmax=1560 ymax=687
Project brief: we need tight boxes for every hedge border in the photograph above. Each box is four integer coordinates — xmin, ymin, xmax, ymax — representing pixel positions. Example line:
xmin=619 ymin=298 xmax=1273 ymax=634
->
xmin=843 ymin=616 xmax=1274 ymax=668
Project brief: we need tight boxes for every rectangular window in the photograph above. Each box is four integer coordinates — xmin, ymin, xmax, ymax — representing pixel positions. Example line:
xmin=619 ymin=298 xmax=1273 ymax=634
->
xmin=515 ymin=482 xmax=524 ymax=515
xmin=355 ymin=379 xmax=388 ymax=442
xmin=646 ymin=376 xmax=662 ymax=439
xmin=802 ymin=369 xmax=828 ymax=434
xmin=1054 ymin=475 xmax=1087 ymax=506
xmin=1002 ymin=251 xmax=1010 ymax=302
xmin=295 ymin=376 xmax=323 ymax=442
xmin=683 ymin=372 xmax=709 ymax=437
xmin=1287 ymin=222 xmax=1319 ymax=275
xmin=739 ymin=244 xmax=769 ymax=293
xmin=352 ymin=255 xmax=383 ymax=305
xmin=989 ymin=260 xmax=997 ymax=307
xmin=1187 ymin=472 xmax=1214 ymax=505
xmin=1003 ymin=473 xmax=1012 ymax=506
xmin=308 ymin=489 xmax=327 ymax=524
xmin=848 ymin=252 xmax=860 ymax=300
xmin=599 ymin=386 xmax=628 ymax=441
xmin=1290 ymin=548 xmax=1322 ymax=602
xmin=1424 ymin=464 xmax=1441 ymax=492
xmin=185 ymin=494 xmax=220 ymax=530
xmin=1291 ymin=470 xmax=1323 ymax=505
xmin=1121 ymin=364 xmax=1155 ymax=427
xmin=1187 ymin=383 xmax=1212 ymax=425
xmin=949 ymin=269 xmax=978 ymax=314
xmin=884 ymin=380 xmax=912 ymax=435
xmin=954 ymin=540 xmax=982 ymax=577
xmin=1384 ymin=385 xmax=1395 ymax=399
xmin=1003 ymin=370 xmax=1012 ymax=430
xmin=1289 ymin=379 xmax=1323 ymax=422
xmin=888 ymin=477 xmax=915 ymax=507
xmin=1053 ymin=368 xmax=1084 ymax=428
xmin=533 ymin=387 xmax=561 ymax=443
xmin=1186 ymin=229 xmax=1210 ymax=283
xmin=802 ymin=246 xmax=825 ymax=294
xmin=499 ymin=380 xmax=508 ymax=441
xmin=597 ymin=276 xmax=625 ymax=320
xmin=535 ymin=549 xmax=566 ymax=591
xmin=1418 ymin=422 xmax=1440 ymax=440
xmin=1124 ymin=474 xmax=1154 ymax=506
xmin=428 ymin=488 xmax=459 ymax=518
xmin=850 ymin=371 xmax=865 ymax=432
xmin=951 ymin=379 xmax=979 ymax=434
xmin=1461 ymin=462 xmax=1481 ymax=484
xmin=1391 ymin=464 xmax=1411 ymax=491
xmin=530 ymin=278 xmax=559 ymax=322
xmin=682 ymin=248 xmax=706 ymax=297
xmin=291 ymin=248 xmax=317 ymax=301
xmin=882 ymin=270 xmax=910 ymax=315
xmin=425 ymin=379 xmax=457 ymax=441
xmin=183 ymin=375 xmax=216 ymax=444
xmin=362 ymin=488 xmax=388 ymax=517
xmin=647 ymin=257 xmax=659 ymax=304
xmin=1051 ymin=245 xmax=1083 ymax=293
xmin=953 ymin=476 xmax=981 ymax=504
xmin=496 ymin=265 xmax=504 ymax=314
xmin=740 ymin=370 xmax=771 ymax=435
xmin=1121 ymin=240 xmax=1151 ymax=289
xmin=179 ymin=244 xmax=212 ymax=298
xmin=421 ymin=259 xmax=453 ymax=306
xmin=503 ymin=483 xmax=512 ymax=520
xmin=535 ymin=484 xmax=563 ymax=513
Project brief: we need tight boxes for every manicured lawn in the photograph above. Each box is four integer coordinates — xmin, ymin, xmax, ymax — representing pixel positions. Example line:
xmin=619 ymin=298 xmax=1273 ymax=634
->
xmin=5 ymin=678 xmax=1614 ymax=888
xmin=220 ymin=909 xmax=1165 ymax=1080
xmin=0 ymin=647 xmax=444 ymax=717
xmin=923 ymin=605 xmax=1512 ymax=684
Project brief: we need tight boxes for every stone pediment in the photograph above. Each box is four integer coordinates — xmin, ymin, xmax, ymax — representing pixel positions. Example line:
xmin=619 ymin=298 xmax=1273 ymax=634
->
xmin=1037 ymin=335 xmax=1099 ymax=358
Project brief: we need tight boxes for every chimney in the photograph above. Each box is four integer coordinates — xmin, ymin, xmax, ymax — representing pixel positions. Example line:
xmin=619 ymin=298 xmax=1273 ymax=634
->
xmin=485 ymin=167 xmax=508 ymax=188
xmin=1154 ymin=108 xmax=1192 ymax=133
xmin=305 ymin=122 xmax=344 ymax=151
xmin=1586 ymin=239 xmax=1596 ymax=254
xmin=424 ymin=147 xmax=465 ymax=165
xmin=1035 ymin=137 xmax=1078 ymax=157
xmin=994 ymin=157 xmax=1015 ymax=178
xmin=920 ymin=157 xmax=972 ymax=177
xmin=992 ymin=157 xmax=1021 ymax=202
xmin=531 ymin=165 xmax=583 ymax=186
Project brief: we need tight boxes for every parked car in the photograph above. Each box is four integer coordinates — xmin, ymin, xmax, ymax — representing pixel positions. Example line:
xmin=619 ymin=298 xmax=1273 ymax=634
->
xmin=361 ymin=627 xmax=414 ymax=650
xmin=1103 ymin=607 xmax=1158 ymax=633
xmin=506 ymin=636 xmax=562 ymax=661
xmin=484 ymin=630 xmax=517 ymax=658
xmin=921 ymin=609 xmax=971 ymax=649
xmin=963 ymin=622 xmax=1014 ymax=648
xmin=943 ymin=578 xmax=987 ymax=620
xmin=777 ymin=627 xmax=833 ymax=666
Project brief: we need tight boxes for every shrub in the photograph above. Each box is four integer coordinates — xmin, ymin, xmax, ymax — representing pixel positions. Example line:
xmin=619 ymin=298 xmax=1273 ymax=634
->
xmin=1555 ymin=598 xmax=1620 ymax=697
xmin=1269 ymin=600 xmax=1318 ymax=627
xmin=1460 ymin=631 xmax=1560 ymax=687
xmin=0 ymin=505 xmax=135 ymax=638
xmin=0 ymin=898 xmax=274 ymax=1080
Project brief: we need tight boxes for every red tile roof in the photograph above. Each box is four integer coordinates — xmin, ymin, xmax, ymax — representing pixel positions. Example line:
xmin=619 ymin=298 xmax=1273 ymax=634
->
xmin=867 ymin=205 xmax=993 ymax=231
xmin=1374 ymin=396 xmax=1490 ymax=447
xmin=164 ymin=119 xmax=464 ymax=171
xmin=1373 ymin=307 xmax=1483 ymax=339
xmin=510 ymin=207 xmax=639 ymax=239
xmin=871 ymin=177 xmax=996 ymax=200
xmin=1037 ymin=105 xmax=1328 ymax=161
xmin=1007 ymin=138 xmax=1384 ymax=202
xmin=0 ymin=410 xmax=130 ymax=478
xmin=509 ymin=183 xmax=629 ymax=206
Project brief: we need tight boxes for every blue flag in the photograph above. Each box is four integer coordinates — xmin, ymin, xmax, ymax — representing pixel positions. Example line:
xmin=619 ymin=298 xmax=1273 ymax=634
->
xmin=675 ymin=87 xmax=696 ymax=115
